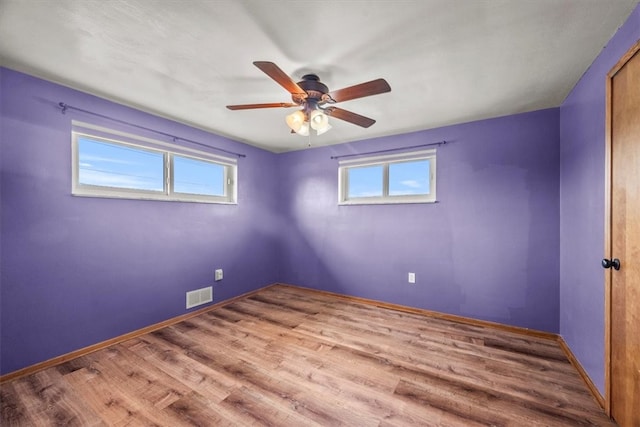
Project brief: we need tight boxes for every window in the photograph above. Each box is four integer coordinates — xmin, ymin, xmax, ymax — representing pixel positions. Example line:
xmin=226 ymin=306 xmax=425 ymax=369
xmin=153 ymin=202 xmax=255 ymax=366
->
xmin=77 ymin=137 xmax=165 ymax=193
xmin=172 ymin=154 xmax=225 ymax=197
xmin=338 ymin=149 xmax=436 ymax=205
xmin=72 ymin=124 xmax=236 ymax=204
xmin=348 ymin=165 xmax=384 ymax=198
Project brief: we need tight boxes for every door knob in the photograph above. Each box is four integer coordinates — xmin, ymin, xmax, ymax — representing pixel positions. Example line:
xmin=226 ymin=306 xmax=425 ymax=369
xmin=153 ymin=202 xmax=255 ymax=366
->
xmin=602 ymin=258 xmax=621 ymax=270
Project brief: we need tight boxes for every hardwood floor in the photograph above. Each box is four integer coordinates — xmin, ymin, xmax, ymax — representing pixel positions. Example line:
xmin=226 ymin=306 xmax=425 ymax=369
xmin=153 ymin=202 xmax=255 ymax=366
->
xmin=1 ymin=285 xmax=613 ymax=426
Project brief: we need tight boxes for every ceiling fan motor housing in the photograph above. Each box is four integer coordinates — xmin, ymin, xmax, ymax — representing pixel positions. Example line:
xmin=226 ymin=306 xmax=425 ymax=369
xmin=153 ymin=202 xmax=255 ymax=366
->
xmin=294 ymin=74 xmax=330 ymax=105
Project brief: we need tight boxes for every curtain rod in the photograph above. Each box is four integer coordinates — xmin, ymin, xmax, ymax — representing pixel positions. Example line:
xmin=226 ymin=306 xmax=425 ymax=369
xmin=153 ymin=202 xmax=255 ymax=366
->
xmin=58 ymin=102 xmax=246 ymax=158
xmin=330 ymin=140 xmax=446 ymax=160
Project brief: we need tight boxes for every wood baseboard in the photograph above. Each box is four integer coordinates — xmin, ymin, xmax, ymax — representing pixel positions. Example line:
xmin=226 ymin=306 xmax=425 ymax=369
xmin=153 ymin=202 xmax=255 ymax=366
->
xmin=275 ymin=283 xmax=558 ymax=341
xmin=0 ymin=284 xmax=278 ymax=384
xmin=556 ymin=335 xmax=605 ymax=409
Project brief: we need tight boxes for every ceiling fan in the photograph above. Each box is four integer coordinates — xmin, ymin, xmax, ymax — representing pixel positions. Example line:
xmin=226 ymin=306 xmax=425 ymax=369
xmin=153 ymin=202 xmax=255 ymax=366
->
xmin=226 ymin=61 xmax=391 ymax=136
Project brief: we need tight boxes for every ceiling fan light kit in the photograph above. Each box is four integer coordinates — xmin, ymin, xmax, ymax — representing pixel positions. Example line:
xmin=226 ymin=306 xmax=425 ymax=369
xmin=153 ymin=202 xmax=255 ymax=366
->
xmin=283 ymin=105 xmax=330 ymax=136
xmin=285 ymin=110 xmax=305 ymax=132
xmin=227 ymin=61 xmax=391 ymax=139
xmin=310 ymin=110 xmax=329 ymax=130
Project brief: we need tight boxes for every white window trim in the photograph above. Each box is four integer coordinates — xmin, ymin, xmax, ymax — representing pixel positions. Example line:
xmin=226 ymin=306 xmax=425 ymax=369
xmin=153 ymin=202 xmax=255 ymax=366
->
xmin=71 ymin=123 xmax=237 ymax=204
xmin=338 ymin=149 xmax=436 ymax=205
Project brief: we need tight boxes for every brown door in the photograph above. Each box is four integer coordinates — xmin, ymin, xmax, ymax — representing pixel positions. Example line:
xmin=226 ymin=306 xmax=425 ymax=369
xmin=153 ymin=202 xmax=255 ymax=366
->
xmin=605 ymin=41 xmax=640 ymax=427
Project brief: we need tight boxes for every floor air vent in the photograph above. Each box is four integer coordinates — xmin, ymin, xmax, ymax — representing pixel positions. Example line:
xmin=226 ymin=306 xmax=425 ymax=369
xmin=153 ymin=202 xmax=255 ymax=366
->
xmin=186 ymin=286 xmax=213 ymax=309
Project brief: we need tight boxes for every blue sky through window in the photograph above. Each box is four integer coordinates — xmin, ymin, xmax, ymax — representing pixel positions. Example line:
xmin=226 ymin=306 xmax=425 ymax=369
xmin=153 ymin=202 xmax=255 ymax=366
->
xmin=348 ymin=165 xmax=383 ymax=198
xmin=347 ymin=160 xmax=430 ymax=199
xmin=173 ymin=155 xmax=224 ymax=196
xmin=389 ymin=160 xmax=430 ymax=196
xmin=75 ymin=133 xmax=235 ymax=203
xmin=78 ymin=137 xmax=164 ymax=191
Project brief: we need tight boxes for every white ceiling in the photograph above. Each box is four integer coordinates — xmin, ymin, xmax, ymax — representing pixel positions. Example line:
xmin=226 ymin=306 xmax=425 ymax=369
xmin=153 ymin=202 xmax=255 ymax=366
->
xmin=1 ymin=0 xmax=637 ymax=153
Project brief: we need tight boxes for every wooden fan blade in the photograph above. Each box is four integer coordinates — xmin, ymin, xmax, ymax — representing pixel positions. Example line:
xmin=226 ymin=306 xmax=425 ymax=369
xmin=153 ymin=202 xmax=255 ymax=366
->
xmin=226 ymin=102 xmax=298 ymax=110
xmin=324 ymin=107 xmax=376 ymax=128
xmin=328 ymin=78 xmax=391 ymax=103
xmin=253 ymin=61 xmax=307 ymax=97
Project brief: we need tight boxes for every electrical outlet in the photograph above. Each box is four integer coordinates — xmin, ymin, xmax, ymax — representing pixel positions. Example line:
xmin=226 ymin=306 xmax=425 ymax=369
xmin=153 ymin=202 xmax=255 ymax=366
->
xmin=408 ymin=272 xmax=416 ymax=284
xmin=215 ymin=269 xmax=223 ymax=281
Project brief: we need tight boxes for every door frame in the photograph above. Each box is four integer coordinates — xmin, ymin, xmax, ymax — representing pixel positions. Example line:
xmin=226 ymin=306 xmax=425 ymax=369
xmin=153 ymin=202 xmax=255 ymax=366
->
xmin=603 ymin=39 xmax=640 ymax=417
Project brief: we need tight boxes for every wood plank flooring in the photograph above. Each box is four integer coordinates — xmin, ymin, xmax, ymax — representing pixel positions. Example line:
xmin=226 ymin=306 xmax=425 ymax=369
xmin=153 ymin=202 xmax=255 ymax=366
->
xmin=1 ymin=285 xmax=614 ymax=426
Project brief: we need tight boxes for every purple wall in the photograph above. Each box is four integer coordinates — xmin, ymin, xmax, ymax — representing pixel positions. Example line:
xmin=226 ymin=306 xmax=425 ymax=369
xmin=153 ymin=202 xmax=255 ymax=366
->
xmin=0 ymin=68 xmax=281 ymax=375
xmin=4 ymin=3 xmax=636 ymax=379
xmin=559 ymin=4 xmax=640 ymax=395
xmin=277 ymin=109 xmax=560 ymax=332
